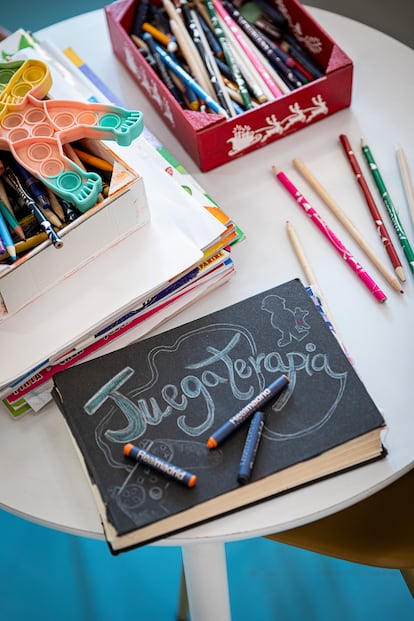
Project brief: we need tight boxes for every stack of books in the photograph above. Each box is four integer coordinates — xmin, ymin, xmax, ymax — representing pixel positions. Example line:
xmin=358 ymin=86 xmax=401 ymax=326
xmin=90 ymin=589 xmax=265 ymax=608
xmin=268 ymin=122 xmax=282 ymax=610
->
xmin=0 ymin=30 xmax=243 ymax=417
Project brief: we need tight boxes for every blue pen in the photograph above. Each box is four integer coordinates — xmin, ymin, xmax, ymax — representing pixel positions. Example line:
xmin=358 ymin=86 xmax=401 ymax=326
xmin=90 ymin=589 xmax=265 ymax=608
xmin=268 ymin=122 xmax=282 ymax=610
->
xmin=154 ymin=43 xmax=228 ymax=116
xmin=237 ymin=410 xmax=265 ymax=484
xmin=207 ymin=374 xmax=290 ymax=449
xmin=0 ymin=208 xmax=16 ymax=261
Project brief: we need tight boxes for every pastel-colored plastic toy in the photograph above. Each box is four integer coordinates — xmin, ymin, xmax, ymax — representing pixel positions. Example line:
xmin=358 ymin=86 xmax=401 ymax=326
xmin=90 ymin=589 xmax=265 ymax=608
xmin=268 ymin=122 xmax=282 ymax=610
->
xmin=0 ymin=59 xmax=144 ymax=212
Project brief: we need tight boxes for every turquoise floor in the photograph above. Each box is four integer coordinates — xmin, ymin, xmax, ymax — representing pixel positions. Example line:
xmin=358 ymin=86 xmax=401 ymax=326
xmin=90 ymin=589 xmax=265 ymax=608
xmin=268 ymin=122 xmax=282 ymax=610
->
xmin=0 ymin=508 xmax=413 ymax=620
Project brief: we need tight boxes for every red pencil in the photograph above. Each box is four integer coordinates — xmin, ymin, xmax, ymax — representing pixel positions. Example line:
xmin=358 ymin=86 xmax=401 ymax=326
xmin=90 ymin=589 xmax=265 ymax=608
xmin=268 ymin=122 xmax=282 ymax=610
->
xmin=339 ymin=134 xmax=405 ymax=282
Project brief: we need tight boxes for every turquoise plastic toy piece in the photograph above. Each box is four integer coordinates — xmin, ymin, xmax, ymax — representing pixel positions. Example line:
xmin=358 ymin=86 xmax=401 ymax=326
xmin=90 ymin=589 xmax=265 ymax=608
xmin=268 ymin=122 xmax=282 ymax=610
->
xmin=0 ymin=59 xmax=144 ymax=212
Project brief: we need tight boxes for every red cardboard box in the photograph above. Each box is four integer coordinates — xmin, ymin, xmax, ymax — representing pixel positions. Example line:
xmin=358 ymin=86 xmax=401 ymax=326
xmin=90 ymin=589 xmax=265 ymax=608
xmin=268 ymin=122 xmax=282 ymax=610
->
xmin=105 ymin=0 xmax=353 ymax=171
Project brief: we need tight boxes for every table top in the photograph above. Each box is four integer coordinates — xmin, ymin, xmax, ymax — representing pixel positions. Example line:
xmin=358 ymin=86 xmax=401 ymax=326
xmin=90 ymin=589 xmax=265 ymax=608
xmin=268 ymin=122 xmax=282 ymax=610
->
xmin=0 ymin=7 xmax=413 ymax=545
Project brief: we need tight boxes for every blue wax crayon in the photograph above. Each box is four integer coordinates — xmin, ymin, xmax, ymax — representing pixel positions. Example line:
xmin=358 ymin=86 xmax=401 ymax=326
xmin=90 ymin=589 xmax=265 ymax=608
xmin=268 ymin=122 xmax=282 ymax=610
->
xmin=154 ymin=43 xmax=228 ymax=116
xmin=124 ymin=443 xmax=197 ymax=487
xmin=207 ymin=374 xmax=289 ymax=449
xmin=237 ymin=410 xmax=265 ymax=484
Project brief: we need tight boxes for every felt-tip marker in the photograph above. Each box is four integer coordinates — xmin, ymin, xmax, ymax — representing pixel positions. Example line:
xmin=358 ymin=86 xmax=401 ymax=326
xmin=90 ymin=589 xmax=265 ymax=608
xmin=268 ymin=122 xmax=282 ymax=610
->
xmin=237 ymin=410 xmax=265 ymax=484
xmin=207 ymin=374 xmax=289 ymax=449
xmin=123 ymin=443 xmax=197 ymax=487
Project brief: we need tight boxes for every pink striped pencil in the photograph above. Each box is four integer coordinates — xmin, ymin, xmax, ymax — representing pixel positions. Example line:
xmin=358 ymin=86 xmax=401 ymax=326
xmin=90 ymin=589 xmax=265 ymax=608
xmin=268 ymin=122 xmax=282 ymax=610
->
xmin=272 ymin=166 xmax=387 ymax=303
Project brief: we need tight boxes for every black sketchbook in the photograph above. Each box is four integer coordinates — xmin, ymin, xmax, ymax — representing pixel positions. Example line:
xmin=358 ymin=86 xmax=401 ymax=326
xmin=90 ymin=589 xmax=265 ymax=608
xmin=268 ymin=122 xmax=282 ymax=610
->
xmin=52 ymin=279 xmax=385 ymax=553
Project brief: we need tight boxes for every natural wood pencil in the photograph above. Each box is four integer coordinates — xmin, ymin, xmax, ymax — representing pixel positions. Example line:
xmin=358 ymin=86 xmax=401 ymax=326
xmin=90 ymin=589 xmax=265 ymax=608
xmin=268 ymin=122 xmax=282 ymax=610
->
xmin=396 ymin=145 xmax=414 ymax=229
xmin=285 ymin=220 xmax=346 ymax=352
xmin=293 ymin=157 xmax=404 ymax=293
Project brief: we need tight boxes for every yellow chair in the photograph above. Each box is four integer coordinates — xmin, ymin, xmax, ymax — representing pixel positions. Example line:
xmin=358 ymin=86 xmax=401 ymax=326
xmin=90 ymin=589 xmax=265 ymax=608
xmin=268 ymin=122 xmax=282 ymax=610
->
xmin=177 ymin=468 xmax=414 ymax=619
xmin=265 ymin=467 xmax=414 ymax=597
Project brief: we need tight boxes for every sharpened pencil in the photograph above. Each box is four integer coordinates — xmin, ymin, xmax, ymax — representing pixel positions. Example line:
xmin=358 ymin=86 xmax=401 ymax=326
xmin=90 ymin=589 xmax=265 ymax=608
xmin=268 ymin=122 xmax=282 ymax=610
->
xmin=396 ymin=145 xmax=414 ymax=230
xmin=339 ymin=134 xmax=406 ymax=281
xmin=293 ymin=157 xmax=404 ymax=294
xmin=360 ymin=138 xmax=414 ymax=275
xmin=273 ymin=166 xmax=387 ymax=303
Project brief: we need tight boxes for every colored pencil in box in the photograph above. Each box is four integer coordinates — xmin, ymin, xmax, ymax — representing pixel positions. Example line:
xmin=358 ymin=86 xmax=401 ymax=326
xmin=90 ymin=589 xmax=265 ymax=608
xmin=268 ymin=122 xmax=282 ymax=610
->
xmin=272 ymin=166 xmax=387 ymax=303
xmin=4 ymin=166 xmax=63 ymax=249
xmin=221 ymin=0 xmax=303 ymax=89
xmin=163 ymin=0 xmax=214 ymax=97
xmin=0 ymin=209 xmax=16 ymax=261
xmin=204 ymin=0 xmax=254 ymax=111
xmin=180 ymin=2 xmax=234 ymax=116
xmin=141 ymin=32 xmax=185 ymax=106
xmin=0 ymin=199 xmax=25 ymax=241
xmin=213 ymin=0 xmax=283 ymax=99
xmin=154 ymin=43 xmax=228 ymax=116
xmin=360 ymin=138 xmax=414 ymax=275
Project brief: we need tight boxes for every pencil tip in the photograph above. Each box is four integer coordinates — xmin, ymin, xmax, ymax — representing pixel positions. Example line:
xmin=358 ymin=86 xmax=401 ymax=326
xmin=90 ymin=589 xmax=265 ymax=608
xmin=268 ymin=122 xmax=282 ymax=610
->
xmin=272 ymin=165 xmax=279 ymax=174
xmin=395 ymin=266 xmax=406 ymax=282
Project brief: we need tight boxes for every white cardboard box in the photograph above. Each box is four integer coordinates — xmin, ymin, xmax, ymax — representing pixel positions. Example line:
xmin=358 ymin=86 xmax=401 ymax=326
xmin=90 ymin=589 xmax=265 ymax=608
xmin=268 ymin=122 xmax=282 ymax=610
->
xmin=0 ymin=141 xmax=150 ymax=317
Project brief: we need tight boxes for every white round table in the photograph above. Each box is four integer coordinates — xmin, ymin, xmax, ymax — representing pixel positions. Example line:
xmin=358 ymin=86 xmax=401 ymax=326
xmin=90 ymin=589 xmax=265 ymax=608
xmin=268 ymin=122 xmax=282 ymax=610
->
xmin=1 ymin=8 xmax=413 ymax=620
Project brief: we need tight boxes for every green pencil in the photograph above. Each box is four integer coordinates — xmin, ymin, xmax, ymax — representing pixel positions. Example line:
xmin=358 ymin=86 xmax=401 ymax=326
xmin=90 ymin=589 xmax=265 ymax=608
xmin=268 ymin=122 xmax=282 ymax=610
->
xmin=361 ymin=139 xmax=414 ymax=274
xmin=204 ymin=0 xmax=254 ymax=111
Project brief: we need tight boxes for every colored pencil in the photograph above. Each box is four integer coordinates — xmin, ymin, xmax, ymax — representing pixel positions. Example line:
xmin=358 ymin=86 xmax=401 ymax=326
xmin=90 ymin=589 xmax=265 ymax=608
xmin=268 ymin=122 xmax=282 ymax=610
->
xmin=360 ymin=138 xmax=414 ymax=275
xmin=220 ymin=21 xmax=268 ymax=103
xmin=0 ymin=199 xmax=25 ymax=241
xmin=339 ymin=134 xmax=406 ymax=281
xmin=163 ymin=0 xmax=214 ymax=96
xmin=4 ymin=167 xmax=63 ymax=249
xmin=286 ymin=220 xmax=349 ymax=355
xmin=396 ymin=145 xmax=414 ymax=230
xmin=141 ymin=32 xmax=185 ymax=106
xmin=293 ymin=157 xmax=404 ymax=293
xmin=188 ymin=6 xmax=235 ymax=116
xmin=0 ymin=209 xmax=15 ymax=260
xmin=286 ymin=220 xmax=335 ymax=325
xmin=222 ymin=1 xmax=302 ymax=89
xmin=154 ymin=43 xmax=228 ymax=116
xmin=204 ymin=0 xmax=254 ymax=110
xmin=213 ymin=0 xmax=283 ymax=99
xmin=273 ymin=166 xmax=387 ymax=303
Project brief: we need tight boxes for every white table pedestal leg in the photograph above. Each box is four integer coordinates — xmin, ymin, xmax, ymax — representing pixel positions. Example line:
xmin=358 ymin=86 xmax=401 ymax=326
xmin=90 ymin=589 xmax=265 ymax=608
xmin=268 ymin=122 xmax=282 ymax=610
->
xmin=182 ymin=541 xmax=232 ymax=621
